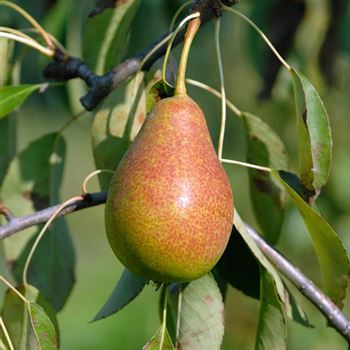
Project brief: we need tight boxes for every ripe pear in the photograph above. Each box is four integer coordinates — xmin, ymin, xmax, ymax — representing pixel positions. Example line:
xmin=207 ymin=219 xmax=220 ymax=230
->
xmin=105 ymin=94 xmax=233 ymax=282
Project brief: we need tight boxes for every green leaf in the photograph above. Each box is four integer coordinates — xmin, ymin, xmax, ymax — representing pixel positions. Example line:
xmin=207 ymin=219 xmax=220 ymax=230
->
xmin=290 ymin=69 xmax=332 ymax=195
xmin=2 ymin=133 xmax=75 ymax=311
xmin=233 ymin=211 xmax=286 ymax=301
xmin=169 ymin=274 xmax=225 ymax=350
xmin=274 ymin=171 xmax=350 ymax=307
xmin=13 ymin=220 xmax=75 ymax=312
xmin=232 ymin=211 xmax=311 ymax=327
xmin=283 ymin=284 xmax=311 ymax=328
xmin=243 ymin=112 xmax=288 ymax=244
xmin=142 ymin=326 xmax=175 ymax=350
xmin=215 ymin=226 xmax=260 ymax=299
xmin=66 ymin=1 xmax=87 ymax=114
xmin=0 ymin=37 xmax=13 ymax=86
xmin=0 ymin=115 xmax=16 ymax=185
xmin=28 ymin=303 xmax=58 ymax=350
xmin=1 ymin=287 xmax=38 ymax=350
xmin=146 ymin=79 xmax=175 ymax=114
xmin=255 ymin=270 xmax=287 ymax=350
xmin=1 ymin=285 xmax=58 ymax=350
xmin=92 ymin=269 xmax=146 ymax=322
xmin=0 ymin=84 xmax=44 ymax=119
xmin=91 ymin=71 xmax=146 ymax=190
xmin=83 ymin=0 xmax=140 ymax=75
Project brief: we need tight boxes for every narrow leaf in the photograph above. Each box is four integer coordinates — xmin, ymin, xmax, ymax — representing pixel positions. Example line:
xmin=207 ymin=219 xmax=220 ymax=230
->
xmin=291 ymin=69 xmax=332 ymax=196
xmin=243 ymin=112 xmax=288 ymax=243
xmin=92 ymin=269 xmax=147 ymax=322
xmin=83 ymin=0 xmax=140 ymax=75
xmin=175 ymin=274 xmax=224 ymax=350
xmin=142 ymin=326 xmax=175 ymax=350
xmin=274 ymin=171 xmax=350 ymax=307
xmin=0 ymin=84 xmax=43 ymax=118
xmin=2 ymin=133 xmax=75 ymax=311
xmin=255 ymin=270 xmax=287 ymax=350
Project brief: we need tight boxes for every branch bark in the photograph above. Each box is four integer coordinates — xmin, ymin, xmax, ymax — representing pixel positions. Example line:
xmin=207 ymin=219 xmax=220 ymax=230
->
xmin=1 ymin=192 xmax=350 ymax=341
xmin=42 ymin=0 xmax=239 ymax=111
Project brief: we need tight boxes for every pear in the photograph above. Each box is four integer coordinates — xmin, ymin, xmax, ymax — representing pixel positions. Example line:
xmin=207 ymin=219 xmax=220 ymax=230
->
xmin=105 ymin=93 xmax=233 ymax=282
xmin=104 ymin=17 xmax=233 ymax=282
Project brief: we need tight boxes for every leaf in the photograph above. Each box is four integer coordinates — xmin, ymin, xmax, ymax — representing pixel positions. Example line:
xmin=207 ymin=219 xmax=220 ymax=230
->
xmin=255 ymin=269 xmax=287 ymax=350
xmin=0 ymin=115 xmax=16 ymax=185
xmin=66 ymin=1 xmax=87 ymax=114
xmin=146 ymin=79 xmax=175 ymax=114
xmin=0 ymin=84 xmax=43 ymax=118
xmin=274 ymin=171 xmax=350 ymax=307
xmin=232 ymin=211 xmax=311 ymax=327
xmin=92 ymin=269 xmax=146 ymax=322
xmin=2 ymin=133 xmax=75 ymax=311
xmin=215 ymin=226 xmax=260 ymax=299
xmin=1 ymin=287 xmax=39 ymax=350
xmin=1 ymin=285 xmax=58 ymax=350
xmin=233 ymin=211 xmax=286 ymax=301
xmin=290 ymin=69 xmax=332 ymax=196
xmin=0 ymin=37 xmax=13 ymax=86
xmin=142 ymin=326 xmax=175 ymax=350
xmin=283 ymin=284 xmax=311 ymax=328
xmin=13 ymin=219 xmax=75 ymax=312
xmin=91 ymin=71 xmax=146 ymax=190
xmin=83 ymin=0 xmax=140 ymax=75
xmin=170 ymin=274 xmax=225 ymax=350
xmin=243 ymin=112 xmax=288 ymax=244
xmin=28 ymin=303 xmax=58 ymax=350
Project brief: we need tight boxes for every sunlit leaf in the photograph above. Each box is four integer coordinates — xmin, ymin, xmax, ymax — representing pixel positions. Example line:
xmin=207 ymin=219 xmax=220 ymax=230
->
xmin=92 ymin=269 xmax=147 ymax=322
xmin=169 ymin=274 xmax=224 ymax=350
xmin=255 ymin=270 xmax=286 ymax=350
xmin=2 ymin=133 xmax=75 ymax=311
xmin=91 ymin=71 xmax=146 ymax=190
xmin=0 ymin=37 xmax=13 ymax=86
xmin=142 ymin=326 xmax=175 ymax=350
xmin=0 ymin=84 xmax=43 ymax=119
xmin=291 ymin=69 xmax=332 ymax=196
xmin=243 ymin=112 xmax=288 ymax=243
xmin=1 ymin=285 xmax=58 ymax=350
xmin=83 ymin=0 xmax=140 ymax=75
xmin=274 ymin=171 xmax=350 ymax=307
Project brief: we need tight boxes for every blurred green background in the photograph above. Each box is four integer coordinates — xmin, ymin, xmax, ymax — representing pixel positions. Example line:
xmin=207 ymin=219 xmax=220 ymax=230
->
xmin=2 ymin=0 xmax=350 ymax=349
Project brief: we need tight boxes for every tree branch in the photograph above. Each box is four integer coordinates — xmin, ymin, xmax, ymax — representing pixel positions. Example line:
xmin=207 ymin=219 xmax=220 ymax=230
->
xmin=0 ymin=192 xmax=106 ymax=239
xmin=42 ymin=0 xmax=239 ymax=111
xmin=1 ymin=192 xmax=350 ymax=341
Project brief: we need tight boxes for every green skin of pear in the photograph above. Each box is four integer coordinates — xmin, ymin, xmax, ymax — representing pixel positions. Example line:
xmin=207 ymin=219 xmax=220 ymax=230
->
xmin=105 ymin=95 xmax=233 ymax=282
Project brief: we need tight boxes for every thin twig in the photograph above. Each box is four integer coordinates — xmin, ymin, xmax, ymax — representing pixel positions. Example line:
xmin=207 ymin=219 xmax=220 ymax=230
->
xmin=1 ymin=192 xmax=350 ymax=341
xmin=0 ymin=192 xmax=107 ymax=239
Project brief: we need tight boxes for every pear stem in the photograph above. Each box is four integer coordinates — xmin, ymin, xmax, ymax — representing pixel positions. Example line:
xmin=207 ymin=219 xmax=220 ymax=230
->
xmin=175 ymin=17 xmax=201 ymax=96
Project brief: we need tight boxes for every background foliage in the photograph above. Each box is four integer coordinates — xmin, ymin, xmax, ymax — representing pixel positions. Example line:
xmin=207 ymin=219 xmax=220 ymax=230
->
xmin=1 ymin=0 xmax=350 ymax=349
